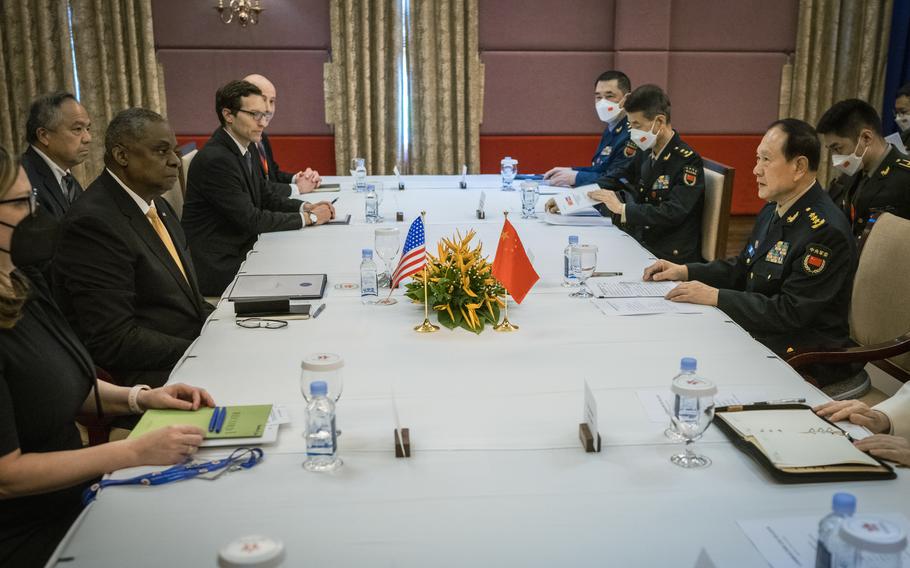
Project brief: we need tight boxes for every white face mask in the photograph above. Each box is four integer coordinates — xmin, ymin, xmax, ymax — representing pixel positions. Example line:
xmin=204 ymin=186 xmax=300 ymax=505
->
xmin=595 ymin=99 xmax=622 ymax=123
xmin=630 ymin=120 xmax=662 ymax=151
xmin=831 ymin=141 xmax=867 ymax=176
xmin=896 ymin=113 xmax=910 ymax=132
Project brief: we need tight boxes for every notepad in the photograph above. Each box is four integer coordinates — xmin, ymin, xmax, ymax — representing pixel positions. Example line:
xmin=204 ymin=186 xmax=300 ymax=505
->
xmin=589 ymin=279 xmax=678 ymax=298
xmin=312 ymin=183 xmax=341 ymax=192
xmin=717 ymin=409 xmax=879 ymax=468
xmin=551 ymin=184 xmax=601 ymax=215
xmin=129 ymin=404 xmax=273 ymax=440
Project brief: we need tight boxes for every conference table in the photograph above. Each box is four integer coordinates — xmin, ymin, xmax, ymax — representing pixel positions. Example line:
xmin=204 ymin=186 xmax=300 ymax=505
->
xmin=54 ymin=176 xmax=908 ymax=567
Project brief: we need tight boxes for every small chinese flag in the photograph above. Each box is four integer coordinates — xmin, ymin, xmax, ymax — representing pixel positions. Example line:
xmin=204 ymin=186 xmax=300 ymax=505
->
xmin=492 ymin=218 xmax=539 ymax=304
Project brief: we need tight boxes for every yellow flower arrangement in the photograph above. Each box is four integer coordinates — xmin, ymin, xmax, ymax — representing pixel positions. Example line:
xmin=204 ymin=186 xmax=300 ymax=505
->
xmin=405 ymin=229 xmax=505 ymax=333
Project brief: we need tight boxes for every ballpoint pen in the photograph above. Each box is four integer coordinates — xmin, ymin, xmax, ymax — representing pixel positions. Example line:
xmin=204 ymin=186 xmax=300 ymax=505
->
xmin=207 ymin=406 xmax=219 ymax=432
xmin=331 ymin=197 xmax=339 ymax=204
xmin=312 ymin=303 xmax=326 ymax=318
xmin=753 ymin=398 xmax=807 ymax=406
xmin=215 ymin=407 xmax=227 ymax=434
xmin=593 ymin=271 xmax=623 ymax=277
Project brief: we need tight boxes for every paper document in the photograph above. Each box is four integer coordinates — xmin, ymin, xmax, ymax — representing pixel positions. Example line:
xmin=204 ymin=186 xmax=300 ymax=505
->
xmin=543 ymin=212 xmax=611 ymax=226
xmin=885 ymin=131 xmax=908 ymax=155
xmin=589 ymin=279 xmax=678 ymax=298
xmin=551 ymin=184 xmax=601 ymax=214
xmin=738 ymin=514 xmax=910 ymax=568
xmin=592 ymin=297 xmax=701 ymax=316
xmin=636 ymin=388 xmax=774 ymax=424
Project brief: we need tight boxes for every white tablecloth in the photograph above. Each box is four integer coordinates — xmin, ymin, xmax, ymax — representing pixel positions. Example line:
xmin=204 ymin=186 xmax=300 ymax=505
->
xmin=54 ymin=177 xmax=908 ymax=567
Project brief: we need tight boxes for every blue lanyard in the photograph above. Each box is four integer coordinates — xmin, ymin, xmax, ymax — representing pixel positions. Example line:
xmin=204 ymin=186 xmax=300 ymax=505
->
xmin=82 ymin=448 xmax=264 ymax=505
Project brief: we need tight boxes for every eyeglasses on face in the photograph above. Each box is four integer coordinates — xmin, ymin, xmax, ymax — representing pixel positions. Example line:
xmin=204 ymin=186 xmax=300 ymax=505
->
xmin=0 ymin=188 xmax=39 ymax=217
xmin=236 ymin=109 xmax=273 ymax=123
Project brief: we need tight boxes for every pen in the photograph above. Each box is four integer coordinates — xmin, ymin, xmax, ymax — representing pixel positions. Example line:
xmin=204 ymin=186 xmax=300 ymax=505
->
xmin=312 ymin=303 xmax=326 ymax=318
xmin=753 ymin=398 xmax=807 ymax=406
xmin=215 ymin=407 xmax=227 ymax=434
xmin=207 ymin=406 xmax=219 ymax=432
xmin=331 ymin=197 xmax=339 ymax=204
xmin=593 ymin=271 xmax=623 ymax=277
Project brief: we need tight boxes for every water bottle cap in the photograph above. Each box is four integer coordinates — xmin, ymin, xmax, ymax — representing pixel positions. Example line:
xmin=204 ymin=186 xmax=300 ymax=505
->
xmin=218 ymin=535 xmax=285 ymax=567
xmin=362 ymin=248 xmax=373 ymax=259
xmin=838 ymin=517 xmax=907 ymax=553
xmin=680 ymin=357 xmax=697 ymax=371
xmin=501 ymin=156 xmax=517 ymax=166
xmin=301 ymin=353 xmax=344 ymax=372
xmin=670 ymin=374 xmax=716 ymax=397
xmin=832 ymin=492 xmax=856 ymax=514
xmin=310 ymin=380 xmax=328 ymax=396
xmin=568 ymin=235 xmax=579 ymax=244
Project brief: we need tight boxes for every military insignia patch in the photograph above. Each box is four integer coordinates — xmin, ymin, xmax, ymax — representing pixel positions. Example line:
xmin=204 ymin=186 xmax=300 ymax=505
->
xmin=683 ymin=165 xmax=698 ymax=187
xmin=600 ymin=146 xmax=612 ymax=156
xmin=880 ymin=165 xmax=890 ymax=177
xmin=678 ymin=148 xmax=693 ymax=158
xmin=807 ymin=209 xmax=826 ymax=230
xmin=786 ymin=211 xmax=800 ymax=224
xmin=746 ymin=243 xmax=755 ymax=258
xmin=652 ymin=175 xmax=670 ymax=190
xmin=896 ymin=158 xmax=910 ymax=169
xmin=801 ymin=244 xmax=831 ymax=276
xmin=624 ymin=142 xmax=637 ymax=157
xmin=765 ymin=241 xmax=790 ymax=264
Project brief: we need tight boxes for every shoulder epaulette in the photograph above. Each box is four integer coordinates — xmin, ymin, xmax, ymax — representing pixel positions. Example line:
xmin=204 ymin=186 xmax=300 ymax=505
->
xmin=805 ymin=206 xmax=826 ymax=230
xmin=895 ymin=158 xmax=910 ymax=170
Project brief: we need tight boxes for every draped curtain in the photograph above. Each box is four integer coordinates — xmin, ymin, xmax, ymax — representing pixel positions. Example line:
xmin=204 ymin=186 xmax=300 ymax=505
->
xmin=70 ymin=0 xmax=168 ymax=184
xmin=407 ymin=0 xmax=483 ymax=174
xmin=324 ymin=0 xmax=403 ymax=175
xmin=779 ymin=0 xmax=893 ymax=185
xmin=0 ymin=1 xmax=75 ymax=155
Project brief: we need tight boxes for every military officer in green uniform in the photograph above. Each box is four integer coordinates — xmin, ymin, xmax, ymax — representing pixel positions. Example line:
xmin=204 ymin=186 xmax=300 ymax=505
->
xmin=587 ymin=84 xmax=705 ymax=264
xmin=817 ymin=98 xmax=910 ymax=238
xmin=642 ymin=119 xmax=858 ymax=387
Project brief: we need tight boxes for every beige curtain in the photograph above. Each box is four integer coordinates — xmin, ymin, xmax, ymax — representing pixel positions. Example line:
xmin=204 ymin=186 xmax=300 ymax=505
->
xmin=0 ymin=1 xmax=76 ymax=155
xmin=779 ymin=0 xmax=893 ymax=185
xmin=70 ymin=0 xmax=167 ymax=184
xmin=408 ymin=0 xmax=483 ymax=174
xmin=325 ymin=0 xmax=403 ymax=175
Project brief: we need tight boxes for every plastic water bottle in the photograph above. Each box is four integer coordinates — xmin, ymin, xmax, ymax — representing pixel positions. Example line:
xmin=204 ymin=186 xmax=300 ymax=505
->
xmin=365 ymin=185 xmax=379 ymax=223
xmin=563 ymin=235 xmax=580 ymax=287
xmin=303 ymin=380 xmax=341 ymax=472
xmin=815 ymin=492 xmax=856 ymax=568
xmin=500 ymin=156 xmax=517 ymax=190
xmin=354 ymin=159 xmax=367 ymax=192
xmin=663 ymin=357 xmax=701 ymax=439
xmin=360 ymin=249 xmax=378 ymax=304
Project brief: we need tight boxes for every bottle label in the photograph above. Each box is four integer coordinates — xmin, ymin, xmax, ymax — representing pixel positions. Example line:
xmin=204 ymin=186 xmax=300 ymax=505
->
xmin=674 ymin=394 xmax=698 ymax=423
xmin=361 ymin=270 xmax=378 ymax=296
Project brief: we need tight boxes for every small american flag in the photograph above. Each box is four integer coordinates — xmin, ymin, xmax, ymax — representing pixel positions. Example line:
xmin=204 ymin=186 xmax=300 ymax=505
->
xmin=391 ymin=216 xmax=426 ymax=288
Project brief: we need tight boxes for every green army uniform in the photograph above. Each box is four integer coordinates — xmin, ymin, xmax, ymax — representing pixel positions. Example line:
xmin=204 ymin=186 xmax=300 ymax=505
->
xmin=595 ymin=131 xmax=705 ymax=263
xmin=829 ymin=146 xmax=910 ymax=238
xmin=686 ymin=182 xmax=858 ymax=385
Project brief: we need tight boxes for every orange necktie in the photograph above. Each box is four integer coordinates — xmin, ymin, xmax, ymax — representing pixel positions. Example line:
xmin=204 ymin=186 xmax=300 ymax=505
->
xmin=146 ymin=204 xmax=188 ymax=282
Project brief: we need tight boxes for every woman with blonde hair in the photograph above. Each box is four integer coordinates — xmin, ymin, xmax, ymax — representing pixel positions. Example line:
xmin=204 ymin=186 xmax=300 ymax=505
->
xmin=0 ymin=145 xmax=215 ymax=566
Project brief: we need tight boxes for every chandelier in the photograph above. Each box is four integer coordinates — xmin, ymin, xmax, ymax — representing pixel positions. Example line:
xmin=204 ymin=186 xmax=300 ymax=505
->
xmin=215 ymin=0 xmax=263 ymax=27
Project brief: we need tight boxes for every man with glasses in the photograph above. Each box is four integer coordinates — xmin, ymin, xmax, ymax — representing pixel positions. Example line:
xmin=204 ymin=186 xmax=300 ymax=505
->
xmin=182 ymin=80 xmax=336 ymax=296
xmin=20 ymin=91 xmax=92 ymax=219
xmin=243 ymin=73 xmax=321 ymax=193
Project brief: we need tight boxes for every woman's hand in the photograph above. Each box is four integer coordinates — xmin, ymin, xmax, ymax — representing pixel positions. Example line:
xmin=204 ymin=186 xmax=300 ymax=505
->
xmin=138 ymin=383 xmax=215 ymax=412
xmin=127 ymin=425 xmax=206 ymax=466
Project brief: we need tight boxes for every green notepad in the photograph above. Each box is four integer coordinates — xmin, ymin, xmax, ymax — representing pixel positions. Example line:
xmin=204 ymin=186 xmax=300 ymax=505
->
xmin=128 ymin=404 xmax=273 ymax=439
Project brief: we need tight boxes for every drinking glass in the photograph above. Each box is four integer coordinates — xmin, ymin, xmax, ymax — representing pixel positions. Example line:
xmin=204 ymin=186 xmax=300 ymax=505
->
xmin=374 ymin=227 xmax=400 ymax=305
xmin=670 ymin=392 xmax=716 ymax=468
xmin=520 ymin=181 xmax=539 ymax=219
xmin=569 ymin=244 xmax=598 ymax=298
xmin=300 ymin=353 xmax=344 ymax=403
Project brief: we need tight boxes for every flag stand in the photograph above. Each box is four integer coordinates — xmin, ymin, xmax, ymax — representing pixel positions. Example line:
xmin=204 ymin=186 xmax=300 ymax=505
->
xmin=493 ymin=292 xmax=519 ymax=332
xmin=414 ymin=211 xmax=439 ymax=333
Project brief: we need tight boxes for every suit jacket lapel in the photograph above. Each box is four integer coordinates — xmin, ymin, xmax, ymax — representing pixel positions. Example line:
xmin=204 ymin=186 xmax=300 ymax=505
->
xmin=215 ymin=128 xmax=260 ymax=207
xmin=28 ymin=147 xmax=70 ymax=213
xmin=103 ymin=172 xmax=200 ymax=309
xmin=154 ymin=197 xmax=205 ymax=315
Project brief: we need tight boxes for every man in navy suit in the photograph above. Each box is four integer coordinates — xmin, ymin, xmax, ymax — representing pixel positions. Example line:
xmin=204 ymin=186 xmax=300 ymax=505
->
xmin=243 ymin=73 xmax=321 ymax=193
xmin=53 ymin=108 xmax=213 ymax=390
xmin=20 ymin=91 xmax=92 ymax=219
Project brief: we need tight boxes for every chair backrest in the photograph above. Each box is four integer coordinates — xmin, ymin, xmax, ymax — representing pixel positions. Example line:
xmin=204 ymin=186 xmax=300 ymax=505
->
xmin=850 ymin=213 xmax=910 ymax=373
xmin=161 ymin=143 xmax=197 ymax=220
xmin=700 ymin=158 xmax=735 ymax=261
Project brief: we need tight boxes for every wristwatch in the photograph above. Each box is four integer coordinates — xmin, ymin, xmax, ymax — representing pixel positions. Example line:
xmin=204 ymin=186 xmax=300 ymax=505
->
xmin=307 ymin=212 xmax=319 ymax=226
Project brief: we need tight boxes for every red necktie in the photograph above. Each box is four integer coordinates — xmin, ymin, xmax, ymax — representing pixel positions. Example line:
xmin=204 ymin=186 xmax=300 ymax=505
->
xmin=256 ymin=142 xmax=269 ymax=176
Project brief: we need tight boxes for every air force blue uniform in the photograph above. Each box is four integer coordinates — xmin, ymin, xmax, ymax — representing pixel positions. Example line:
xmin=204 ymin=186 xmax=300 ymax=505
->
xmin=572 ymin=117 xmax=634 ymax=186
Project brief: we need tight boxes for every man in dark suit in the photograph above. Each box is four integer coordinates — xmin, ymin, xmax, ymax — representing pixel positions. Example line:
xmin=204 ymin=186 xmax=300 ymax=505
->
xmin=182 ymin=80 xmax=334 ymax=296
xmin=643 ymin=119 xmax=858 ymax=388
xmin=20 ymin=91 xmax=92 ymax=219
xmin=53 ymin=108 xmax=213 ymax=389
xmin=817 ymin=99 xmax=910 ymax=238
xmin=243 ymin=73 xmax=321 ymax=192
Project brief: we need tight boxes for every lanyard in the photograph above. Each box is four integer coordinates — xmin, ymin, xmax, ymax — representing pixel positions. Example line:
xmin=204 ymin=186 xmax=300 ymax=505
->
xmin=82 ymin=448 xmax=264 ymax=505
